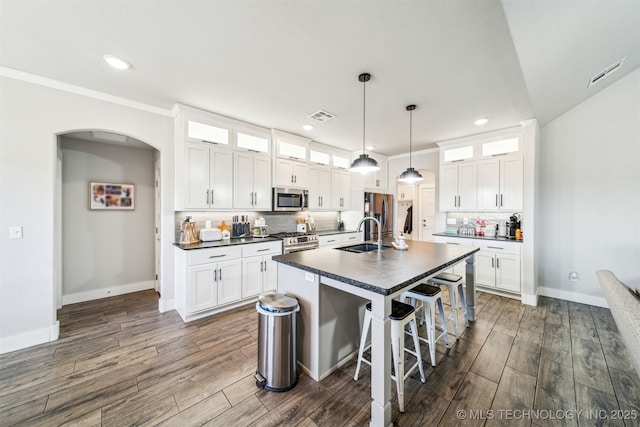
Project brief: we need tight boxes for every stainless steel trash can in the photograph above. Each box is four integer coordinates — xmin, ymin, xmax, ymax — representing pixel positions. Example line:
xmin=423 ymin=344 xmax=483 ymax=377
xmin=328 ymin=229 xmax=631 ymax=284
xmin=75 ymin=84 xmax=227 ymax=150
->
xmin=254 ymin=292 xmax=299 ymax=392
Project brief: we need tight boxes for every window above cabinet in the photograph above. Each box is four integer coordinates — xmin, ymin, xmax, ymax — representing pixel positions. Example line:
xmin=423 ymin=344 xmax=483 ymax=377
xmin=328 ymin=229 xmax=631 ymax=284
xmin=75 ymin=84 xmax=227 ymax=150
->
xmin=186 ymin=119 xmax=230 ymax=146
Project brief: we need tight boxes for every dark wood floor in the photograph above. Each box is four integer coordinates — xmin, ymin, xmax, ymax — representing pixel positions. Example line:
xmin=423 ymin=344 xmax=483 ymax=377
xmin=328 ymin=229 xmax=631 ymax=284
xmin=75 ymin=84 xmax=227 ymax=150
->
xmin=1 ymin=289 xmax=639 ymax=426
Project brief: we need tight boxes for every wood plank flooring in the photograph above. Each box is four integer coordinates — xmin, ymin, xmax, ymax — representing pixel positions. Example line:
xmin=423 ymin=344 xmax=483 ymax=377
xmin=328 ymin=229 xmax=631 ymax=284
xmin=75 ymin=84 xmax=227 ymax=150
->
xmin=1 ymin=289 xmax=639 ymax=426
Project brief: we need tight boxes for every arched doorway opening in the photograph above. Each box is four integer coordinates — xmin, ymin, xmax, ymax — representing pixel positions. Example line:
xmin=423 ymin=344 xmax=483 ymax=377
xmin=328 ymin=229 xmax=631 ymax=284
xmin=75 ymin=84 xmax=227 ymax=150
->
xmin=55 ymin=130 xmax=160 ymax=312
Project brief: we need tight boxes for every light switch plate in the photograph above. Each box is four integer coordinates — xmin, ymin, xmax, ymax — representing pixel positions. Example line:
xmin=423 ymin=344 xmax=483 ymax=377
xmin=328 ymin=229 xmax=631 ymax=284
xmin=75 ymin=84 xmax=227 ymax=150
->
xmin=9 ymin=226 xmax=23 ymax=239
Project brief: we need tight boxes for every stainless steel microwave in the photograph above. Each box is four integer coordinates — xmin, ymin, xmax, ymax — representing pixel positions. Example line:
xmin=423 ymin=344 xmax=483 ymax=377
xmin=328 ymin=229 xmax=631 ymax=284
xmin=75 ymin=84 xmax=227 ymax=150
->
xmin=272 ymin=187 xmax=308 ymax=211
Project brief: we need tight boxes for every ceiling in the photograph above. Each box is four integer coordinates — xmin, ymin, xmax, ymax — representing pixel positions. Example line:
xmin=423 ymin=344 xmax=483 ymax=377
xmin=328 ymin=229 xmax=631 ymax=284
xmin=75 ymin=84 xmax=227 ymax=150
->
xmin=1 ymin=0 xmax=638 ymax=156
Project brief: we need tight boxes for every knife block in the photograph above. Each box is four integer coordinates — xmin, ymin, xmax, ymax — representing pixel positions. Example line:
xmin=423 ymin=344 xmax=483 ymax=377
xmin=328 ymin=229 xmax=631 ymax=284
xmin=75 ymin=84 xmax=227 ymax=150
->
xmin=180 ymin=221 xmax=198 ymax=244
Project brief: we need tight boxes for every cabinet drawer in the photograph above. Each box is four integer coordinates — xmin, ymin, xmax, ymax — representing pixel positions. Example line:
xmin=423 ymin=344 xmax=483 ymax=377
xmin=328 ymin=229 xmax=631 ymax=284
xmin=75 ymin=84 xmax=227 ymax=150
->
xmin=477 ymin=241 xmax=521 ymax=255
xmin=188 ymin=246 xmax=241 ymax=266
xmin=434 ymin=236 xmax=475 ymax=246
xmin=319 ymin=235 xmax=342 ymax=246
xmin=341 ymin=233 xmax=361 ymax=243
xmin=241 ymin=241 xmax=282 ymax=257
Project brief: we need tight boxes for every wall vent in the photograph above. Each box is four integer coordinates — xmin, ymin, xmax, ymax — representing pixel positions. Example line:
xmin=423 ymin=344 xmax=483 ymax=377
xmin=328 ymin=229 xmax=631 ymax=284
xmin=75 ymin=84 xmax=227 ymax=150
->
xmin=588 ymin=56 xmax=626 ymax=88
xmin=307 ymin=110 xmax=336 ymax=123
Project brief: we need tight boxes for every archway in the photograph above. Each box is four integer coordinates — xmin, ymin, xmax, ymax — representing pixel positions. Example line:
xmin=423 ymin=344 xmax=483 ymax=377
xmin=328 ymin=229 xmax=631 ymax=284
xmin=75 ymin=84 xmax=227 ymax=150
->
xmin=55 ymin=130 xmax=160 ymax=312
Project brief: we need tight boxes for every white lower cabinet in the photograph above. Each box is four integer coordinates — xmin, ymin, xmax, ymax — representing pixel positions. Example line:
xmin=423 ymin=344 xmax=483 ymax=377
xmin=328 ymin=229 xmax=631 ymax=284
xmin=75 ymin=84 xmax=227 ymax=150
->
xmin=175 ymin=241 xmax=282 ymax=321
xmin=475 ymin=242 xmax=521 ymax=293
xmin=318 ymin=232 xmax=363 ymax=248
xmin=241 ymin=241 xmax=281 ymax=297
xmin=432 ymin=236 xmax=471 ymax=277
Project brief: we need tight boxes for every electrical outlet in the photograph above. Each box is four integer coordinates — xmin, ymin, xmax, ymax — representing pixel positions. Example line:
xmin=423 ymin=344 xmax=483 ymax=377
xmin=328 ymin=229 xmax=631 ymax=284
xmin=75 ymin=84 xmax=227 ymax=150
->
xmin=9 ymin=226 xmax=23 ymax=239
xmin=447 ymin=218 xmax=457 ymax=225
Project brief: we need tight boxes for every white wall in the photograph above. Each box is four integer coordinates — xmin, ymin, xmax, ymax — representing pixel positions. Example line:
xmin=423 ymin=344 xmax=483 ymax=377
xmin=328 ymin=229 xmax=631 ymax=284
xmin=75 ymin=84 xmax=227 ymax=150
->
xmin=538 ymin=68 xmax=640 ymax=305
xmin=60 ymin=138 xmax=156 ymax=303
xmin=0 ymin=76 xmax=175 ymax=353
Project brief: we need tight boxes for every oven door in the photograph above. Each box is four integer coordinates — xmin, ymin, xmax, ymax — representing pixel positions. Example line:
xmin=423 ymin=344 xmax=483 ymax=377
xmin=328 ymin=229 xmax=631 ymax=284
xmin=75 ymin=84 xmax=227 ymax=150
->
xmin=283 ymin=243 xmax=319 ymax=254
xmin=273 ymin=188 xmax=308 ymax=211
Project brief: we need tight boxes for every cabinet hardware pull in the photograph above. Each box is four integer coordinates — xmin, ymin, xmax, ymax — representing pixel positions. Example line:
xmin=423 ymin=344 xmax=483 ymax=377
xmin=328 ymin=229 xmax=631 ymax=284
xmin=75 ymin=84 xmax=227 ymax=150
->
xmin=500 ymin=194 xmax=503 ymax=207
xmin=495 ymin=194 xmax=498 ymax=207
xmin=487 ymin=246 xmax=503 ymax=250
xmin=496 ymin=258 xmax=500 ymax=269
xmin=209 ymin=254 xmax=227 ymax=258
xmin=257 ymin=248 xmax=270 ymax=252
xmin=328 ymin=239 xmax=336 ymax=243
xmin=491 ymin=258 xmax=494 ymax=268
xmin=211 ymin=189 xmax=214 ymax=205
xmin=219 ymin=268 xmax=222 ymax=280
xmin=260 ymin=261 xmax=263 ymax=272
xmin=201 ymin=139 xmax=217 ymax=144
xmin=294 ymin=175 xmax=297 ymax=183
xmin=291 ymin=174 xmax=294 ymax=183
xmin=263 ymin=261 xmax=267 ymax=271
xmin=214 ymin=269 xmax=218 ymax=281
xmin=446 ymin=242 xmax=460 ymax=245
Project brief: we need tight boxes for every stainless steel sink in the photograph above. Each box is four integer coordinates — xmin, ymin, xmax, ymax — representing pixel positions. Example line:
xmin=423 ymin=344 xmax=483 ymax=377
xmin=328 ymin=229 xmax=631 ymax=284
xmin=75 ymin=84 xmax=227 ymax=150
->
xmin=334 ymin=243 xmax=392 ymax=253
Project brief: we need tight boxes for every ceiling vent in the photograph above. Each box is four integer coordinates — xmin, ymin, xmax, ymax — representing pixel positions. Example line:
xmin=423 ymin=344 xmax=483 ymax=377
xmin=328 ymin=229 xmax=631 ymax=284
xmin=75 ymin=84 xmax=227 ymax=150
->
xmin=588 ymin=57 xmax=626 ymax=88
xmin=307 ymin=110 xmax=336 ymax=123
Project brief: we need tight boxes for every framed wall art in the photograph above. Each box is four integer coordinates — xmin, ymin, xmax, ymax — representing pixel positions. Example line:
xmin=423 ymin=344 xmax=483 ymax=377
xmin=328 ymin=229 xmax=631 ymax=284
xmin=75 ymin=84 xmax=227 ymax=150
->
xmin=90 ymin=182 xmax=135 ymax=210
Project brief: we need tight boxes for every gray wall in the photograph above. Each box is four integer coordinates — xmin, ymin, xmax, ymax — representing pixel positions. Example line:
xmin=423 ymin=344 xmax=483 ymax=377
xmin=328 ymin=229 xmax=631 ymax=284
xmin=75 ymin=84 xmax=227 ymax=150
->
xmin=61 ymin=137 xmax=156 ymax=301
xmin=538 ymin=68 xmax=640 ymax=302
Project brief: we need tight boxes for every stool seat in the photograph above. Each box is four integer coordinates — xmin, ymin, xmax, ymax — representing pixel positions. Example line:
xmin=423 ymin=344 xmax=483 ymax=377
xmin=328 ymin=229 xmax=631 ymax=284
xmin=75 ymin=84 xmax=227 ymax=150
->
xmin=428 ymin=272 xmax=468 ymax=339
xmin=365 ymin=300 xmax=415 ymax=321
xmin=432 ymin=272 xmax=462 ymax=283
xmin=407 ymin=283 xmax=441 ymax=297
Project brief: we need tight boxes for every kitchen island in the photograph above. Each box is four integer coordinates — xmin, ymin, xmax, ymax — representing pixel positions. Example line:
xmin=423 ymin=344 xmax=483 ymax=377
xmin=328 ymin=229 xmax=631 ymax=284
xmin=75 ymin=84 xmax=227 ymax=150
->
xmin=273 ymin=240 xmax=479 ymax=427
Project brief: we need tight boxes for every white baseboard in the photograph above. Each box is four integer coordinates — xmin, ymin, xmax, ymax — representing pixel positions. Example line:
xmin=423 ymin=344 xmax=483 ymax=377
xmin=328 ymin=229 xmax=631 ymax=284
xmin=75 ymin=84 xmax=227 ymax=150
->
xmin=158 ymin=297 xmax=175 ymax=313
xmin=538 ymin=286 xmax=608 ymax=308
xmin=0 ymin=320 xmax=60 ymax=354
xmin=62 ymin=281 xmax=155 ymax=305
xmin=521 ymin=292 xmax=539 ymax=306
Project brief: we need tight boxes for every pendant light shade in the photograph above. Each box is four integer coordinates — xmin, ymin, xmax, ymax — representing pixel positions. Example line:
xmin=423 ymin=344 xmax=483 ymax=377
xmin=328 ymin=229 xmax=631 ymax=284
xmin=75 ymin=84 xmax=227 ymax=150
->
xmin=398 ymin=104 xmax=424 ymax=183
xmin=350 ymin=73 xmax=380 ymax=173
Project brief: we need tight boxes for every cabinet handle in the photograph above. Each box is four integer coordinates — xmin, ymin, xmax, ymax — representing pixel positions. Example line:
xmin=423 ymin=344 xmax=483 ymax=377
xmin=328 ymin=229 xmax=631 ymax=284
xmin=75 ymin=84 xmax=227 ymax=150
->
xmin=495 ymin=194 xmax=498 ymax=207
xmin=500 ymin=194 xmax=503 ymax=207
xmin=209 ymin=254 xmax=227 ymax=258
xmin=458 ymin=195 xmax=461 ymax=207
xmin=491 ymin=258 xmax=494 ymax=268
xmin=257 ymin=248 xmax=270 ymax=252
xmin=487 ymin=246 xmax=504 ymax=250
xmin=263 ymin=260 xmax=267 ymax=271
xmin=291 ymin=174 xmax=294 ymax=183
xmin=294 ymin=175 xmax=297 ymax=183
xmin=496 ymin=258 xmax=500 ymax=269
xmin=206 ymin=189 xmax=210 ymax=205
xmin=218 ymin=268 xmax=222 ymax=281
xmin=260 ymin=261 xmax=263 ymax=272
xmin=328 ymin=239 xmax=336 ymax=243
xmin=446 ymin=242 xmax=460 ymax=245
xmin=214 ymin=269 xmax=218 ymax=282
xmin=211 ymin=189 xmax=214 ymax=205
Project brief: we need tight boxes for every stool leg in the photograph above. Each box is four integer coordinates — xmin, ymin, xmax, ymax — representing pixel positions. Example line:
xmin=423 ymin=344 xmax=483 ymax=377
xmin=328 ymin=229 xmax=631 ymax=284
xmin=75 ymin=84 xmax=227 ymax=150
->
xmin=426 ymin=302 xmax=437 ymax=367
xmin=354 ymin=309 xmax=371 ymax=381
xmin=409 ymin=317 xmax=426 ymax=383
xmin=437 ymin=298 xmax=451 ymax=349
xmin=448 ymin=284 xmax=460 ymax=339
xmin=458 ymin=283 xmax=469 ymax=327
xmin=390 ymin=320 xmax=405 ymax=412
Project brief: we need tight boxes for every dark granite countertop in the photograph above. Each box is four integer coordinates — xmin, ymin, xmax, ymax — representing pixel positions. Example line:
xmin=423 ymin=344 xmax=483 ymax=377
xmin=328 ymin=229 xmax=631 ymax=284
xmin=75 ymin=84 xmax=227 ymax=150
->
xmin=174 ymin=236 xmax=280 ymax=250
xmin=432 ymin=232 xmax=523 ymax=243
xmin=273 ymin=239 xmax=478 ymax=296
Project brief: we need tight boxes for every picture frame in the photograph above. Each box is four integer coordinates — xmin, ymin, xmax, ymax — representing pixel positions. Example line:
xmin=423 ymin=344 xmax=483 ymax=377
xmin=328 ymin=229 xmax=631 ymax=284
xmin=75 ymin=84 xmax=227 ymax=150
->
xmin=90 ymin=182 xmax=135 ymax=210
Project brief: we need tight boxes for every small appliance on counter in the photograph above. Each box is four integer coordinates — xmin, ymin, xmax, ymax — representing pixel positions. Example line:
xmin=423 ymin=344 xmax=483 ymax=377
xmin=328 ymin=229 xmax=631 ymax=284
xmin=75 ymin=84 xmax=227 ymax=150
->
xmin=252 ymin=217 xmax=269 ymax=237
xmin=507 ymin=213 xmax=521 ymax=239
xmin=200 ymin=228 xmax=222 ymax=242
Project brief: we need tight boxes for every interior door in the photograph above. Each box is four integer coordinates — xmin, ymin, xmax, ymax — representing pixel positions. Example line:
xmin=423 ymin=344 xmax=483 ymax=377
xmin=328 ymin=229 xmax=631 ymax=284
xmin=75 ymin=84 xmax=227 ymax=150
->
xmin=419 ymin=186 xmax=436 ymax=241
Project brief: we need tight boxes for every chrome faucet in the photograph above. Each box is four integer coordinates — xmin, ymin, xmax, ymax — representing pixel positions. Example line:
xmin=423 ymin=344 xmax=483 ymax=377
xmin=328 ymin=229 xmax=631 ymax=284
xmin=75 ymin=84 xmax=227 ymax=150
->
xmin=357 ymin=216 xmax=382 ymax=251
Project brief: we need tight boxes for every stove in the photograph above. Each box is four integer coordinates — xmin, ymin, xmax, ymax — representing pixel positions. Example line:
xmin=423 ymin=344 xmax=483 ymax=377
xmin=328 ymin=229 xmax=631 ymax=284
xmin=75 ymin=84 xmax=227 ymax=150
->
xmin=271 ymin=232 xmax=319 ymax=254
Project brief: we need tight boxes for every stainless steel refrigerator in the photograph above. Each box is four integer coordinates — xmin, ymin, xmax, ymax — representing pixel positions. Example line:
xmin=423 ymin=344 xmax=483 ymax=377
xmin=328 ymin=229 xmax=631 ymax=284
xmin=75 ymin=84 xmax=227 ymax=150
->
xmin=363 ymin=192 xmax=393 ymax=241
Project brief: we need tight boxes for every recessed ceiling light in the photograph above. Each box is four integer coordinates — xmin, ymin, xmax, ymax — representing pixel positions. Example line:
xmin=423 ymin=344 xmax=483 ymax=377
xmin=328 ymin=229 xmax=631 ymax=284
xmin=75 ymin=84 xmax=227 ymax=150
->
xmin=366 ymin=145 xmax=375 ymax=150
xmin=474 ymin=117 xmax=489 ymax=126
xmin=302 ymin=124 xmax=314 ymax=131
xmin=103 ymin=54 xmax=131 ymax=70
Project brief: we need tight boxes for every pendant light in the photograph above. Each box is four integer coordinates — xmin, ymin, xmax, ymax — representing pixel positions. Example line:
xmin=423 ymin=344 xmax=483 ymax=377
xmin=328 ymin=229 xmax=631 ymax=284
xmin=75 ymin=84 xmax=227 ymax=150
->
xmin=350 ymin=73 xmax=380 ymax=173
xmin=398 ymin=104 xmax=424 ymax=183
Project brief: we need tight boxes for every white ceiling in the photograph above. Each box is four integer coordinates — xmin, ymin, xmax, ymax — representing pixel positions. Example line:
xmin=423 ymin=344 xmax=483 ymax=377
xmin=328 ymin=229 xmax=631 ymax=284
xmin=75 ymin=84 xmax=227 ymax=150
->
xmin=1 ymin=0 xmax=638 ymax=156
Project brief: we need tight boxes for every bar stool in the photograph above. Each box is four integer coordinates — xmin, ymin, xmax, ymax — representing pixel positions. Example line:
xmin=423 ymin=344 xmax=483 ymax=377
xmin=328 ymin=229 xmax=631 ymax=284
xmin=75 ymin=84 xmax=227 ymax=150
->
xmin=353 ymin=300 xmax=426 ymax=412
xmin=400 ymin=283 xmax=450 ymax=367
xmin=428 ymin=272 xmax=468 ymax=339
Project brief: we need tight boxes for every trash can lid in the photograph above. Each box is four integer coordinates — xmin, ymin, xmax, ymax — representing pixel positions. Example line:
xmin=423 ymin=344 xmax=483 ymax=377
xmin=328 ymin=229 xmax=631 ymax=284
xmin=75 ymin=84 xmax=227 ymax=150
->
xmin=258 ymin=292 xmax=299 ymax=313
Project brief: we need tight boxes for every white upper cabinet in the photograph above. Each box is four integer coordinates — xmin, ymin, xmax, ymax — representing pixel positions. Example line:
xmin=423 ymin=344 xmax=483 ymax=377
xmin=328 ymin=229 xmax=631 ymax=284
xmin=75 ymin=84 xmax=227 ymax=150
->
xmin=182 ymin=110 xmax=232 ymax=147
xmin=234 ymin=152 xmax=271 ymax=210
xmin=331 ymin=169 xmax=351 ymax=210
xmin=476 ymin=157 xmax=523 ymax=211
xmin=274 ymin=158 xmax=309 ymax=188
xmin=273 ymin=129 xmax=310 ymax=160
xmin=480 ymin=136 xmax=521 ymax=158
xmin=183 ymin=142 xmax=233 ymax=209
xmin=397 ymin=184 xmax=416 ymax=201
xmin=235 ymin=123 xmax=271 ymax=156
xmin=308 ymin=165 xmax=331 ymax=210
xmin=439 ymin=162 xmax=477 ymax=211
xmin=331 ymin=149 xmax=351 ymax=170
xmin=309 ymin=143 xmax=332 ymax=166
xmin=441 ymin=144 xmax=474 ymax=163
